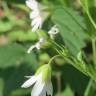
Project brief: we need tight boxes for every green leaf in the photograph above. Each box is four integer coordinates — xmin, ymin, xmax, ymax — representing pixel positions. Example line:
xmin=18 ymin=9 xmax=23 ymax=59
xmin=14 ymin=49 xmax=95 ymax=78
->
xmin=0 ymin=44 xmax=25 ymax=68
xmin=8 ymin=30 xmax=38 ymax=42
xmin=0 ymin=43 xmax=38 ymax=69
xmin=52 ymin=8 xmax=88 ymax=55
xmin=0 ymin=64 xmax=34 ymax=96
xmin=23 ymin=52 xmax=38 ymax=70
xmin=0 ymin=21 xmax=14 ymax=33
xmin=61 ymin=64 xmax=89 ymax=95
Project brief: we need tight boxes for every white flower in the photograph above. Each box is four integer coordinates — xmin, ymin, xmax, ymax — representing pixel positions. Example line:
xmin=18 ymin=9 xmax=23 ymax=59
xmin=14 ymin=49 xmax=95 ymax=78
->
xmin=27 ymin=37 xmax=45 ymax=53
xmin=48 ymin=25 xmax=59 ymax=39
xmin=26 ymin=0 xmax=43 ymax=32
xmin=21 ymin=64 xmax=53 ymax=96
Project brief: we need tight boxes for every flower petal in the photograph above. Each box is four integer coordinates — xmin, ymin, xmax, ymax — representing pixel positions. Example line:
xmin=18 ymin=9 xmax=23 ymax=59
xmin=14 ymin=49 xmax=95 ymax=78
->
xmin=30 ymin=11 xmax=39 ymax=19
xmin=32 ymin=21 xmax=41 ymax=32
xmin=27 ymin=45 xmax=35 ymax=53
xmin=21 ymin=76 xmax=37 ymax=88
xmin=32 ymin=24 xmax=39 ymax=32
xmin=31 ymin=74 xmax=45 ymax=96
xmin=32 ymin=16 xmax=42 ymax=26
xmin=46 ymin=82 xmax=53 ymax=96
xmin=39 ymin=86 xmax=46 ymax=96
xmin=26 ymin=0 xmax=38 ymax=10
xmin=31 ymin=18 xmax=38 ymax=26
xmin=35 ymin=43 xmax=40 ymax=50
xmin=24 ymin=76 xmax=32 ymax=78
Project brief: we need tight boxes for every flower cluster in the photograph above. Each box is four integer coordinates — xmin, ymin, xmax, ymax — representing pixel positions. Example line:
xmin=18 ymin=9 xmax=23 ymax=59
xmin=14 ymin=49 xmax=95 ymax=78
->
xmin=26 ymin=0 xmax=43 ymax=32
xmin=25 ymin=0 xmax=59 ymax=53
xmin=21 ymin=0 xmax=60 ymax=96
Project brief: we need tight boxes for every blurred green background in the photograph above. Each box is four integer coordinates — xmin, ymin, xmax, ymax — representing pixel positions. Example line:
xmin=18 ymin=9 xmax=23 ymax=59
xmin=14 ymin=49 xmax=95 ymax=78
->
xmin=0 ymin=0 xmax=96 ymax=96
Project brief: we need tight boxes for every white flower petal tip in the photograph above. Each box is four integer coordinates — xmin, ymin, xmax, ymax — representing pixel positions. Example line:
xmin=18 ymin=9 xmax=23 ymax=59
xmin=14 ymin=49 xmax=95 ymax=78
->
xmin=48 ymin=25 xmax=59 ymax=39
xmin=31 ymin=75 xmax=45 ymax=96
xmin=46 ymin=82 xmax=53 ymax=96
xmin=30 ymin=11 xmax=39 ymax=19
xmin=27 ymin=37 xmax=45 ymax=53
xmin=27 ymin=45 xmax=35 ymax=54
xmin=26 ymin=0 xmax=38 ymax=10
xmin=26 ymin=0 xmax=43 ymax=32
xmin=21 ymin=76 xmax=37 ymax=88
xmin=31 ymin=17 xmax=43 ymax=32
xmin=24 ymin=76 xmax=32 ymax=78
xmin=39 ymin=37 xmax=45 ymax=43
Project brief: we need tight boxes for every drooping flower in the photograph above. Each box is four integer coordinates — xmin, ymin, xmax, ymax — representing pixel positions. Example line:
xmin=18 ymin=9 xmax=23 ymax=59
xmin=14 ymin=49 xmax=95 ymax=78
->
xmin=21 ymin=64 xmax=53 ymax=96
xmin=48 ymin=25 xmax=59 ymax=39
xmin=26 ymin=0 xmax=43 ymax=32
xmin=27 ymin=37 xmax=45 ymax=53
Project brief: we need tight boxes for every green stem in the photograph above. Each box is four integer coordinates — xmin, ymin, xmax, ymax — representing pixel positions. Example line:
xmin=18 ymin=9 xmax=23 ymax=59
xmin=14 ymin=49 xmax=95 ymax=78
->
xmin=84 ymin=79 xmax=93 ymax=96
xmin=48 ymin=55 xmax=61 ymax=65
xmin=82 ymin=0 xmax=96 ymax=30
xmin=87 ymin=12 xmax=96 ymax=30
xmin=92 ymin=38 xmax=96 ymax=67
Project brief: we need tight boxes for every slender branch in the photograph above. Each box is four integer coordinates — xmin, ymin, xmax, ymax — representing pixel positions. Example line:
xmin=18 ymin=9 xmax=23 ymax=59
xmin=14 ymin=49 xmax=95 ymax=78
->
xmin=92 ymin=38 xmax=96 ymax=68
xmin=84 ymin=79 xmax=93 ymax=96
xmin=87 ymin=12 xmax=96 ymax=30
xmin=48 ymin=55 xmax=61 ymax=65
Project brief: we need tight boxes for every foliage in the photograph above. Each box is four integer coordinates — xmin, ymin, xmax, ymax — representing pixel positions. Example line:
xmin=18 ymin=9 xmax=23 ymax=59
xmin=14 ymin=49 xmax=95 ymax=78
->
xmin=0 ymin=0 xmax=96 ymax=96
